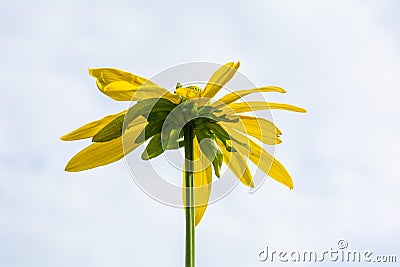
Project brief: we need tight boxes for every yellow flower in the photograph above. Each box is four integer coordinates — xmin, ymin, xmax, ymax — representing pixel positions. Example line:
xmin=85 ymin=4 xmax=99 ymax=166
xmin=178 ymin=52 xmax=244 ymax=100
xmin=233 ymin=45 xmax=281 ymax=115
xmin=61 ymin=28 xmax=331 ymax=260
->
xmin=61 ymin=61 xmax=306 ymax=226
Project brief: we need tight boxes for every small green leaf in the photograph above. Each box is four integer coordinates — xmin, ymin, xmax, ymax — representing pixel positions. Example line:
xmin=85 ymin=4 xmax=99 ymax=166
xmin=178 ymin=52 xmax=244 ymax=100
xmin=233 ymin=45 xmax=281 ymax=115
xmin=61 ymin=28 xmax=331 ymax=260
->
xmin=92 ymin=115 xmax=124 ymax=142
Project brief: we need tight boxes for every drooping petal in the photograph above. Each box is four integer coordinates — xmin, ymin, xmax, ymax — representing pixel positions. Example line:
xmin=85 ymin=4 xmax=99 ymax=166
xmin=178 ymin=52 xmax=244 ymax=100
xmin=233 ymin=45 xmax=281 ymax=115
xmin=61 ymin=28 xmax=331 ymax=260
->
xmin=65 ymin=118 xmax=147 ymax=172
xmin=89 ymin=68 xmax=180 ymax=104
xmin=213 ymin=86 xmax=286 ymax=107
xmin=216 ymin=140 xmax=254 ymax=188
xmin=220 ymin=115 xmax=282 ymax=145
xmin=223 ymin=102 xmax=307 ymax=114
xmin=183 ymin=137 xmax=213 ymax=226
xmin=227 ymin=129 xmax=294 ymax=189
xmin=61 ymin=110 xmax=126 ymax=141
xmin=202 ymin=61 xmax=240 ymax=99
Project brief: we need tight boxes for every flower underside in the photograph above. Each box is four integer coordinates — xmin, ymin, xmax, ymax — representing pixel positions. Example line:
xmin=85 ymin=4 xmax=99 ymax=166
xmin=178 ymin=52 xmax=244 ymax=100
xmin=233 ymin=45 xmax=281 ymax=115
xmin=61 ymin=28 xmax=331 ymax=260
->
xmin=61 ymin=61 xmax=306 ymax=225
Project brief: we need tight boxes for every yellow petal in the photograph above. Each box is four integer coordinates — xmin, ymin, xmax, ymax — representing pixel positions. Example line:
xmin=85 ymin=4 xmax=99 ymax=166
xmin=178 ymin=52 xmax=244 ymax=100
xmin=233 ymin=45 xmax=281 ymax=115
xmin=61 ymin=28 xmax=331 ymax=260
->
xmin=65 ymin=118 xmax=146 ymax=172
xmin=183 ymin=137 xmax=213 ymax=226
xmin=220 ymin=115 xmax=282 ymax=145
xmin=61 ymin=110 xmax=126 ymax=141
xmin=216 ymin=140 xmax=254 ymax=188
xmin=89 ymin=68 xmax=156 ymax=87
xmin=227 ymin=129 xmax=293 ymax=189
xmin=193 ymin=138 xmax=213 ymax=226
xmin=89 ymin=68 xmax=180 ymax=104
xmin=224 ymin=102 xmax=307 ymax=114
xmin=99 ymin=81 xmax=138 ymax=101
xmin=213 ymin=86 xmax=286 ymax=107
xmin=202 ymin=61 xmax=240 ymax=99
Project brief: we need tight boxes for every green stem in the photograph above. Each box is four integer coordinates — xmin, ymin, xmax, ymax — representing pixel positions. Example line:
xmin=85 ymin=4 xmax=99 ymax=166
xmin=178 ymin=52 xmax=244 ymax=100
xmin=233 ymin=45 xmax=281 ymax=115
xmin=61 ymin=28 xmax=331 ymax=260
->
xmin=184 ymin=122 xmax=195 ymax=267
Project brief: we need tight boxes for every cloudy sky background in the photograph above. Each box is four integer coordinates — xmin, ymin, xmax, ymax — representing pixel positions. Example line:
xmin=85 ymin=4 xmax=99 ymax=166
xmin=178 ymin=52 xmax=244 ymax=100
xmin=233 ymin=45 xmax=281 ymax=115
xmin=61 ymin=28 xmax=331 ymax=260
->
xmin=1 ymin=0 xmax=399 ymax=266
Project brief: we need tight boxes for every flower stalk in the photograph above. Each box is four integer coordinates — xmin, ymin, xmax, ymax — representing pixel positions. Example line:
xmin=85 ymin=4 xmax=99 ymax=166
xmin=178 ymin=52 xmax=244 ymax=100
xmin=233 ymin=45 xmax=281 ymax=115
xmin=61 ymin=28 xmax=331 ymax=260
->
xmin=184 ymin=122 xmax=195 ymax=267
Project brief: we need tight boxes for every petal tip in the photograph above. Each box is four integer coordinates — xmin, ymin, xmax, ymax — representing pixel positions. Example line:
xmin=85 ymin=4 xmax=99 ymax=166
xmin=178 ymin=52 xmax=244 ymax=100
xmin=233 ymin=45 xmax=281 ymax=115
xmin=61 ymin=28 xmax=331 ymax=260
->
xmin=64 ymin=164 xmax=73 ymax=172
xmin=278 ymin=87 xmax=287 ymax=93
xmin=234 ymin=61 xmax=241 ymax=69
xmin=65 ymin=163 xmax=84 ymax=172
xmin=60 ymin=134 xmax=72 ymax=141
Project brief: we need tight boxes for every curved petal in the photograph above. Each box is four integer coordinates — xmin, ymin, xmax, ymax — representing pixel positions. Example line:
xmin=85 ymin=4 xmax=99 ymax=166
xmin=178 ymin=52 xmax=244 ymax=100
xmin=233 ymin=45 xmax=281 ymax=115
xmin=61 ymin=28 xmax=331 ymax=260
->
xmin=202 ymin=61 xmax=240 ymax=99
xmin=65 ymin=118 xmax=146 ymax=172
xmin=213 ymin=86 xmax=286 ymax=107
xmin=223 ymin=102 xmax=307 ymax=114
xmin=226 ymin=129 xmax=294 ymax=189
xmin=183 ymin=137 xmax=213 ymax=226
xmin=89 ymin=68 xmax=180 ymax=104
xmin=61 ymin=110 xmax=126 ymax=141
xmin=220 ymin=115 xmax=282 ymax=145
xmin=216 ymin=140 xmax=254 ymax=188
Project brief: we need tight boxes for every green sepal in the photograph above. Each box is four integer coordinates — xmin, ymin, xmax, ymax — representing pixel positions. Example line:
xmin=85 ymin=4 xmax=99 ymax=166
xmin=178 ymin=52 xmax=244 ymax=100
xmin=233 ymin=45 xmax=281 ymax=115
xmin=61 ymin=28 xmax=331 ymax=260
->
xmin=92 ymin=114 xmax=124 ymax=142
xmin=164 ymin=128 xmax=183 ymax=150
xmin=196 ymin=132 xmax=223 ymax=178
xmin=225 ymin=145 xmax=236 ymax=152
xmin=205 ymin=122 xmax=230 ymax=144
xmin=193 ymin=117 xmax=212 ymax=128
xmin=135 ymin=119 xmax=164 ymax=143
xmin=198 ymin=106 xmax=221 ymax=117
xmin=194 ymin=127 xmax=214 ymax=140
xmin=207 ymin=122 xmax=248 ymax=149
xmin=203 ymin=139 xmax=223 ymax=178
xmin=213 ymin=113 xmax=239 ymax=123
xmin=141 ymin=134 xmax=164 ymax=160
xmin=212 ymin=151 xmax=223 ymax=178
xmin=182 ymin=100 xmax=198 ymax=122
xmin=160 ymin=122 xmax=173 ymax=144
xmin=147 ymin=111 xmax=170 ymax=123
xmin=125 ymin=98 xmax=176 ymax=127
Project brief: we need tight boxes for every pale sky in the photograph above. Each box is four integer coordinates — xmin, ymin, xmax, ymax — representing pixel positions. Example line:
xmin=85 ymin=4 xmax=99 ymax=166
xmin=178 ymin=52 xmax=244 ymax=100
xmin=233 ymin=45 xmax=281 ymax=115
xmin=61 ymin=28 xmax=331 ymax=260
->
xmin=1 ymin=0 xmax=399 ymax=266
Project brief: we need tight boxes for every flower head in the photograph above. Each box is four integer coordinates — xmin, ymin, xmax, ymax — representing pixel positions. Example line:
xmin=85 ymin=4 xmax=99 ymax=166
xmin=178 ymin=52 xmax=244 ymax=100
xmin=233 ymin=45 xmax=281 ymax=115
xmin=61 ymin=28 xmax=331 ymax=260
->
xmin=61 ymin=61 xmax=306 ymax=225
